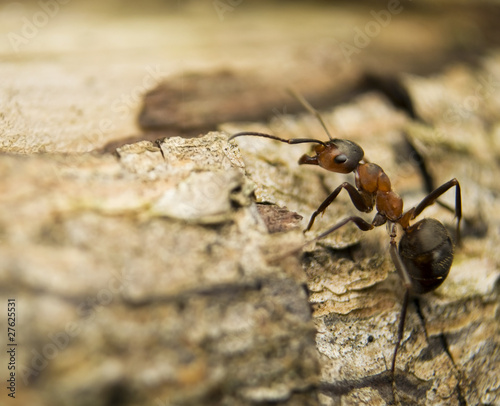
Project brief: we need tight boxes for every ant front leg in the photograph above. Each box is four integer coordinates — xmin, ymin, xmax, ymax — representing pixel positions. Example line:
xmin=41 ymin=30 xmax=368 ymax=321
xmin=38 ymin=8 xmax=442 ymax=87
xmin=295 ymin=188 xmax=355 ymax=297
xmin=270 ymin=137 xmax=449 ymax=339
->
xmin=306 ymin=183 xmax=373 ymax=232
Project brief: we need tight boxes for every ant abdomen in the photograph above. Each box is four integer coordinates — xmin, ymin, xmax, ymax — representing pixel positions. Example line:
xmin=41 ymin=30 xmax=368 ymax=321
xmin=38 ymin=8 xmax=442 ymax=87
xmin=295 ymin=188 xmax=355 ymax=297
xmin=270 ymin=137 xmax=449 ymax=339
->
xmin=398 ymin=218 xmax=454 ymax=294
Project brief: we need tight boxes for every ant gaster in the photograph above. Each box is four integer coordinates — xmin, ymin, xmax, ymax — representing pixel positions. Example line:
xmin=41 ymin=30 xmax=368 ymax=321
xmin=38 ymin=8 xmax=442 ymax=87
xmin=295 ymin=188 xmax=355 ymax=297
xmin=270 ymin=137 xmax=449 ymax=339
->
xmin=229 ymin=90 xmax=462 ymax=397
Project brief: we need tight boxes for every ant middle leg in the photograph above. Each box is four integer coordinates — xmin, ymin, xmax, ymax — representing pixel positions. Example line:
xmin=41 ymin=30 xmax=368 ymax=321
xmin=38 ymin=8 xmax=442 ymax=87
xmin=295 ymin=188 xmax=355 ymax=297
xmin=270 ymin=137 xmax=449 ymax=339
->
xmin=306 ymin=183 xmax=373 ymax=232
xmin=388 ymin=238 xmax=415 ymax=403
xmin=387 ymin=225 xmax=414 ymax=397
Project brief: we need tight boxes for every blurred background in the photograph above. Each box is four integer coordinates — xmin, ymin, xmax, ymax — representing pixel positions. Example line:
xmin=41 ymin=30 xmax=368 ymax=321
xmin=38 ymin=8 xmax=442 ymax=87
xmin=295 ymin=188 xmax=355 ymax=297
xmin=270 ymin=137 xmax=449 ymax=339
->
xmin=1 ymin=0 xmax=500 ymax=152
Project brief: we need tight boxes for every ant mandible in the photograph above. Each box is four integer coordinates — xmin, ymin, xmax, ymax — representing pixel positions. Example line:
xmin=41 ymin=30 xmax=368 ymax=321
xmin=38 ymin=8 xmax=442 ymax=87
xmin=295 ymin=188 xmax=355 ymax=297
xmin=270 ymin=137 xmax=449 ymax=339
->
xmin=229 ymin=90 xmax=462 ymax=397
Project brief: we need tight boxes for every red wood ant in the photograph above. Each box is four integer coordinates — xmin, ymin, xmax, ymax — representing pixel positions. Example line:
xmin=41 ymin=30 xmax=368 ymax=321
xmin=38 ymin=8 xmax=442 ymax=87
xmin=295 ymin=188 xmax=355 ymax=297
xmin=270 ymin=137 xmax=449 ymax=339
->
xmin=229 ymin=90 xmax=462 ymax=400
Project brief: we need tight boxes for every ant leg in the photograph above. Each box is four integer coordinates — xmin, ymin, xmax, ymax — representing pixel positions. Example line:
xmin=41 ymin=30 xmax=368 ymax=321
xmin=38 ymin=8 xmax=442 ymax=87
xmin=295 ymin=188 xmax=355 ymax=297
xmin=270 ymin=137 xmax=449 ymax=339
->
xmin=391 ymin=288 xmax=410 ymax=402
xmin=229 ymin=131 xmax=326 ymax=146
xmin=403 ymin=133 xmax=460 ymax=215
xmin=410 ymin=178 xmax=462 ymax=243
xmin=155 ymin=139 xmax=165 ymax=159
xmin=437 ymin=334 xmax=468 ymax=405
xmin=305 ymin=183 xmax=372 ymax=232
xmin=414 ymin=298 xmax=467 ymax=404
xmin=388 ymin=224 xmax=413 ymax=398
xmin=271 ymin=216 xmax=374 ymax=260
xmin=389 ymin=241 xmax=412 ymax=290
xmin=310 ymin=215 xmax=374 ymax=243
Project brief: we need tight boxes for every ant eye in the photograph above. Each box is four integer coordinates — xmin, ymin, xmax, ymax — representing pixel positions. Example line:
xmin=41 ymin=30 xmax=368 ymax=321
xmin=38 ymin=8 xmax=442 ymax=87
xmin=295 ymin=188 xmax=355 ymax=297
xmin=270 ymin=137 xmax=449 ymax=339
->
xmin=335 ymin=154 xmax=348 ymax=164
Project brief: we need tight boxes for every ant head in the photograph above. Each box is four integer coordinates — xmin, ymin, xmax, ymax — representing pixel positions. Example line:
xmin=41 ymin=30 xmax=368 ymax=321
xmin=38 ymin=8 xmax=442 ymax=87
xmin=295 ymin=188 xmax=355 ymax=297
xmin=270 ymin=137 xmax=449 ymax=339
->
xmin=299 ymin=139 xmax=364 ymax=174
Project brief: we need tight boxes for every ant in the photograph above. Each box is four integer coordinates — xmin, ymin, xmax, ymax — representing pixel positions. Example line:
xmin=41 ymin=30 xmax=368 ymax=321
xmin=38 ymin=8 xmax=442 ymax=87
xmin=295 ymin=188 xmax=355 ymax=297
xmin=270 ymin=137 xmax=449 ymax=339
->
xmin=229 ymin=90 xmax=462 ymax=401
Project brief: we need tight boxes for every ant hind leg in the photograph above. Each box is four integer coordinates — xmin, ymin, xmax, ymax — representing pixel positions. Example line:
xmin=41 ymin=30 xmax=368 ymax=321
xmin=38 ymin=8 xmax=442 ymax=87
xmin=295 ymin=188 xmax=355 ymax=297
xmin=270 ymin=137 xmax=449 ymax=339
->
xmin=391 ymin=289 xmax=410 ymax=405
xmin=411 ymin=178 xmax=462 ymax=243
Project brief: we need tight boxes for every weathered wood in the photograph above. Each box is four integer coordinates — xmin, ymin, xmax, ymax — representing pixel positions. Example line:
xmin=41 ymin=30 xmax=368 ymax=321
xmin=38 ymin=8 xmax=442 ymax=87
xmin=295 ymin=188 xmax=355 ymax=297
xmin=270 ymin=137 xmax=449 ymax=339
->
xmin=222 ymin=56 xmax=500 ymax=404
xmin=1 ymin=3 xmax=500 ymax=406
xmin=0 ymin=135 xmax=320 ymax=406
xmin=2 ymin=61 xmax=499 ymax=405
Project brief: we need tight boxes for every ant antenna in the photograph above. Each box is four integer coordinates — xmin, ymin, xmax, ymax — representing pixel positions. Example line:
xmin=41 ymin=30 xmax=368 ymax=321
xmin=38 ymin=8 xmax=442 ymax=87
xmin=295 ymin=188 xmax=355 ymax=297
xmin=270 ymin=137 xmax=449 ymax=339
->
xmin=228 ymin=131 xmax=326 ymax=146
xmin=287 ymin=88 xmax=334 ymax=141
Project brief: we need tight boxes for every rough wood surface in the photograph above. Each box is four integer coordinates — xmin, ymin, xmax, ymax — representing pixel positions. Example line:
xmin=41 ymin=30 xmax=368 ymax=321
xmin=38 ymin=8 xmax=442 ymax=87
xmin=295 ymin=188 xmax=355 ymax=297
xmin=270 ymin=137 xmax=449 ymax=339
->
xmin=1 ymin=2 xmax=500 ymax=406
xmin=224 ymin=59 xmax=500 ymax=405
xmin=0 ymin=135 xmax=320 ymax=406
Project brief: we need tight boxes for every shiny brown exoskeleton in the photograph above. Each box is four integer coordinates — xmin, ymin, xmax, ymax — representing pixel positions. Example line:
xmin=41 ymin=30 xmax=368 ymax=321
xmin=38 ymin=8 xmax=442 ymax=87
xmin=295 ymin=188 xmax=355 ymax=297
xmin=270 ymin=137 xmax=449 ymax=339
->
xmin=229 ymin=91 xmax=462 ymax=399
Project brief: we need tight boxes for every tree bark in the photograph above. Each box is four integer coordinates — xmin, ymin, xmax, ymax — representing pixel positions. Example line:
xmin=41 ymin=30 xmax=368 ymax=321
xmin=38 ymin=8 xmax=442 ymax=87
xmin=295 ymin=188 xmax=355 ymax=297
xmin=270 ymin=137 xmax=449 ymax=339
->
xmin=0 ymin=3 xmax=499 ymax=406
